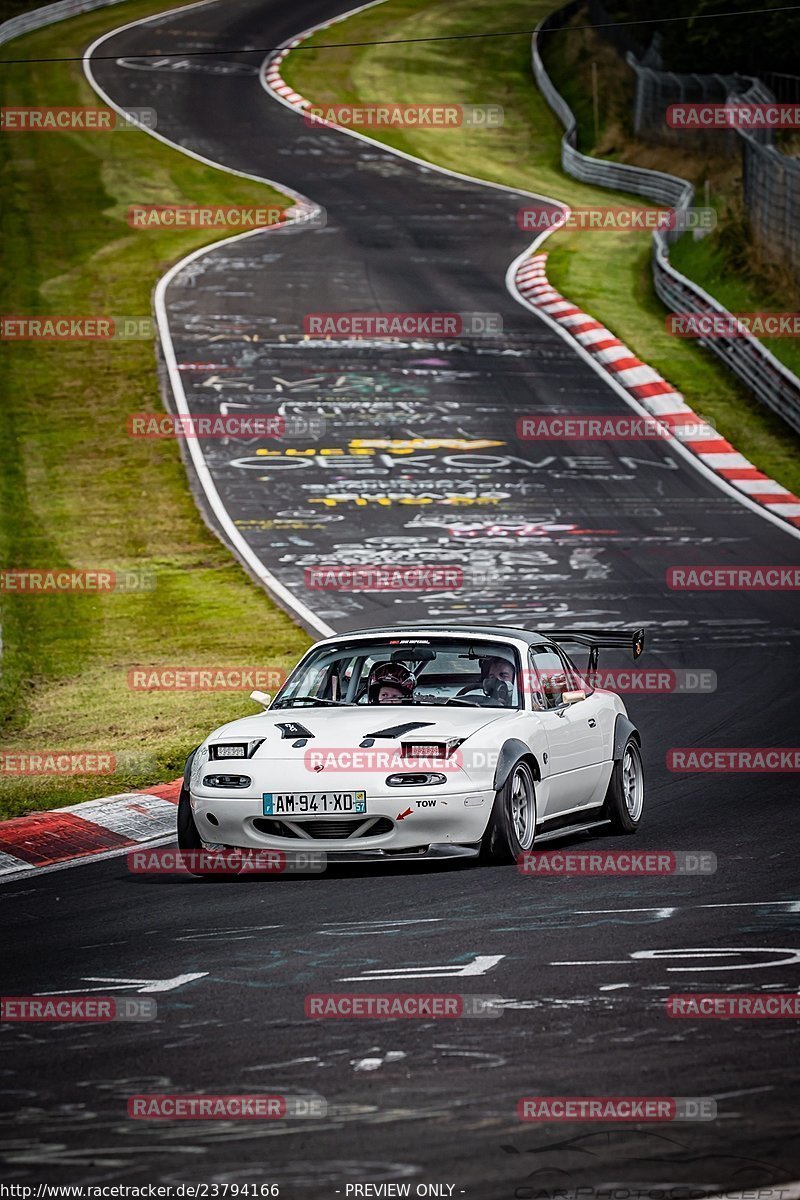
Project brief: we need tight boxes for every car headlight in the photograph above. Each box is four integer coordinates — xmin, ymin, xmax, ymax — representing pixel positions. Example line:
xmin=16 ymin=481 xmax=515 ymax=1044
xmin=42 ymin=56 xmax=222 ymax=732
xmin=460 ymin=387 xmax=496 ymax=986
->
xmin=208 ymin=739 xmax=265 ymax=760
xmin=203 ymin=774 xmax=251 ymax=788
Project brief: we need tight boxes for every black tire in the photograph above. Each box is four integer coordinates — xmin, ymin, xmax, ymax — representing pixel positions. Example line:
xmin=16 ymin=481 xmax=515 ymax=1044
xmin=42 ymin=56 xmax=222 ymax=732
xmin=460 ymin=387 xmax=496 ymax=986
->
xmin=177 ymin=784 xmax=203 ymax=850
xmin=603 ymin=737 xmax=644 ymax=834
xmin=480 ymin=760 xmax=537 ymax=865
xmin=177 ymin=785 xmax=241 ymax=881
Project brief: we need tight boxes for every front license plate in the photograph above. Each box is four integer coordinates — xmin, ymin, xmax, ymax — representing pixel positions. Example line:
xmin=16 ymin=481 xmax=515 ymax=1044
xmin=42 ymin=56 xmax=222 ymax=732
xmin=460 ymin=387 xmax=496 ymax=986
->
xmin=263 ymin=791 xmax=367 ymax=816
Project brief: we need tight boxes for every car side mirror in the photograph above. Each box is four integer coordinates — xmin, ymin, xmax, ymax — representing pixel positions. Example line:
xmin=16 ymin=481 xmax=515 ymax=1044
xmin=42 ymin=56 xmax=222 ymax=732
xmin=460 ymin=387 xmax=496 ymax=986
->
xmin=250 ymin=690 xmax=272 ymax=709
xmin=562 ymin=690 xmax=586 ymax=705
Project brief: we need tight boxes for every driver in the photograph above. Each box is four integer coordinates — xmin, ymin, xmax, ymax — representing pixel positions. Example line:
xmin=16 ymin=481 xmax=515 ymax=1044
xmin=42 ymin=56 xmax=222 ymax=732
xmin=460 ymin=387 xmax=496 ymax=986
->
xmin=367 ymin=662 xmax=416 ymax=705
xmin=460 ymin=649 xmax=517 ymax=706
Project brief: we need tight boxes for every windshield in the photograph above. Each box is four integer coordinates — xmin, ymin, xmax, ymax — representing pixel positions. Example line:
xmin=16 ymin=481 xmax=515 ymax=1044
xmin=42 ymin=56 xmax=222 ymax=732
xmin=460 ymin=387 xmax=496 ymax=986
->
xmin=272 ymin=637 xmax=522 ymax=710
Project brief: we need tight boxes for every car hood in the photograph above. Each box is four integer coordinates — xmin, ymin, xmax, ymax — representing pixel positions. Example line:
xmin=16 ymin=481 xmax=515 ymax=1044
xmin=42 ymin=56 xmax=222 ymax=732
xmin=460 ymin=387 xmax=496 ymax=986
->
xmin=206 ymin=705 xmax=509 ymax=757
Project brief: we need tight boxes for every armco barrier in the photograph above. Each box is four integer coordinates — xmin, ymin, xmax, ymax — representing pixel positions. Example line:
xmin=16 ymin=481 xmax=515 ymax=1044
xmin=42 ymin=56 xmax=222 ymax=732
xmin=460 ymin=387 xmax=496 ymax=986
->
xmin=531 ymin=3 xmax=800 ymax=438
xmin=0 ymin=0 xmax=128 ymax=49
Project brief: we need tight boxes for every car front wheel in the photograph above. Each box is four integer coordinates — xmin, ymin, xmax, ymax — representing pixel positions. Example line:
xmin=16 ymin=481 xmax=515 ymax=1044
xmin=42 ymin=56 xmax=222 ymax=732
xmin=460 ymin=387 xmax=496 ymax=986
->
xmin=177 ymin=784 xmax=203 ymax=851
xmin=177 ymin=785 xmax=234 ymax=879
xmin=480 ymin=760 xmax=537 ymax=865
xmin=603 ymin=737 xmax=644 ymax=833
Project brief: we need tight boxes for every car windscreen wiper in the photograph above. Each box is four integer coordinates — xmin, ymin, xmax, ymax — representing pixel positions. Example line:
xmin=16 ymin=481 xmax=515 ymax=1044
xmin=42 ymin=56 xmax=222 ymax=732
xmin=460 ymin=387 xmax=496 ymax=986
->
xmin=273 ymin=696 xmax=344 ymax=708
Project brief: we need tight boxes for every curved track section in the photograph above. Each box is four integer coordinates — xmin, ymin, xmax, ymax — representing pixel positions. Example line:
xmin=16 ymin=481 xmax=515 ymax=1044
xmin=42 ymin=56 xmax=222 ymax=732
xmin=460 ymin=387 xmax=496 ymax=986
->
xmin=1 ymin=1 xmax=798 ymax=1195
xmin=87 ymin=0 xmax=798 ymax=640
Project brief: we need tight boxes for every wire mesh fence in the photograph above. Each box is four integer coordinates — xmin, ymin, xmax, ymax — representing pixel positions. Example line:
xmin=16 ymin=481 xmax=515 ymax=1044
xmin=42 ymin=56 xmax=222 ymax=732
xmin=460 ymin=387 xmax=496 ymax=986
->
xmin=623 ymin=56 xmax=799 ymax=280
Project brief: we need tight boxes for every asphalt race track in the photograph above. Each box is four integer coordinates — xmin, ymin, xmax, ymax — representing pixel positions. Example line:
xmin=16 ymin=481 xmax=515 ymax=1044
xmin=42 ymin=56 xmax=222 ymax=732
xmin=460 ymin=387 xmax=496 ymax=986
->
xmin=2 ymin=0 xmax=799 ymax=1195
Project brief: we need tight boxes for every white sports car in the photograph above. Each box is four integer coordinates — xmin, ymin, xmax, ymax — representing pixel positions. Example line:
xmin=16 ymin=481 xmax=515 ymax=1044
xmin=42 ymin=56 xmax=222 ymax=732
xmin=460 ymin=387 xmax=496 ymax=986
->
xmin=178 ymin=624 xmax=645 ymax=866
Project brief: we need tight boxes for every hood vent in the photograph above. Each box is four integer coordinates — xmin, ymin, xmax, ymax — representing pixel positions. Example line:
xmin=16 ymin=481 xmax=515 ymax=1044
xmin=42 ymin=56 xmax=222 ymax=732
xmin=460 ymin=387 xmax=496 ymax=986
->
xmin=361 ymin=721 xmax=435 ymax=745
xmin=275 ymin=721 xmax=314 ymax=740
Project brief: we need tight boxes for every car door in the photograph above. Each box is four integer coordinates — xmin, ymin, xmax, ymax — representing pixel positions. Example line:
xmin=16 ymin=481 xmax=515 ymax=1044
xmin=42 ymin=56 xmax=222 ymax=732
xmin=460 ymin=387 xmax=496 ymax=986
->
xmin=528 ymin=646 xmax=607 ymax=814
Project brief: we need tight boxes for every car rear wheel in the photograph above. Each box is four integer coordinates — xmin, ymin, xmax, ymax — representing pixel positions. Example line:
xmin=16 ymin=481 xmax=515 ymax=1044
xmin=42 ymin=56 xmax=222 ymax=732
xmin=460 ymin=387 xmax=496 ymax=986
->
xmin=603 ymin=738 xmax=644 ymax=833
xmin=480 ymin=760 xmax=537 ymax=865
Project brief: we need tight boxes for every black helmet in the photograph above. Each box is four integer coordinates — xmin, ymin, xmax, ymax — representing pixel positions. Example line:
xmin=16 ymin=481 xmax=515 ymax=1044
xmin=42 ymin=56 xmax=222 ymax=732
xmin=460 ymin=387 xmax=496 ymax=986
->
xmin=367 ymin=662 xmax=416 ymax=704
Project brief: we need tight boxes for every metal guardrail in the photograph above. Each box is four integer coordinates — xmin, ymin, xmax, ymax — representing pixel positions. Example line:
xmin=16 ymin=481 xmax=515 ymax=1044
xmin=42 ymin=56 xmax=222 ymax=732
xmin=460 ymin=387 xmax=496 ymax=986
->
xmin=0 ymin=0 xmax=127 ymax=48
xmin=531 ymin=3 xmax=800 ymax=437
xmin=532 ymin=2 xmax=693 ymax=210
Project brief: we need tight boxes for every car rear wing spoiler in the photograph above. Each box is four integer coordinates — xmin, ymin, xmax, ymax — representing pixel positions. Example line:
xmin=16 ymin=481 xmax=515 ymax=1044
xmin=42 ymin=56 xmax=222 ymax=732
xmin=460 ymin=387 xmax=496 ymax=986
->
xmin=542 ymin=628 xmax=645 ymax=672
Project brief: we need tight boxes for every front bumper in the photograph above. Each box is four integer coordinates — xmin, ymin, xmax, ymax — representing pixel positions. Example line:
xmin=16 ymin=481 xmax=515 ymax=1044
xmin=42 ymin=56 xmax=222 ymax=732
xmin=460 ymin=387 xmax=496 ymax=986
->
xmin=189 ymin=782 xmax=494 ymax=853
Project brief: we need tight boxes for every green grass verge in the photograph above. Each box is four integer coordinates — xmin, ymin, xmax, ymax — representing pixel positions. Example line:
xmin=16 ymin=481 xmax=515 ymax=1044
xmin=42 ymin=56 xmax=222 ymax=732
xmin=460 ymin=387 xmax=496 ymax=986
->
xmin=0 ymin=0 xmax=312 ymax=819
xmin=668 ymin=231 xmax=800 ymax=378
xmin=284 ymin=0 xmax=800 ymax=497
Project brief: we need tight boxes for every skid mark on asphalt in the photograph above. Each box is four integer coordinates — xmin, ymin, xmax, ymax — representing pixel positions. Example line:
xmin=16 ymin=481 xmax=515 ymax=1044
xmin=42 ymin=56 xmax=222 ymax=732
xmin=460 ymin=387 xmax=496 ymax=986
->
xmin=318 ymin=918 xmax=445 ymax=936
xmin=175 ymin=923 xmax=283 ymax=941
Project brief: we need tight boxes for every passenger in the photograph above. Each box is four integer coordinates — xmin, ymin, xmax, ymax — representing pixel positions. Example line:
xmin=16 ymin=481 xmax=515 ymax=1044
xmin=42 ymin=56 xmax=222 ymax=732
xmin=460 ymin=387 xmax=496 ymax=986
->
xmin=367 ymin=662 xmax=417 ymax=705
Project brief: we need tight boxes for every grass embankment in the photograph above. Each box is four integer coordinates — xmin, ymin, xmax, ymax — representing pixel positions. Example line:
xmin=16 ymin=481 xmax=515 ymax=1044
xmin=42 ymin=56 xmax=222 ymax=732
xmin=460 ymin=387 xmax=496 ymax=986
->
xmin=0 ymin=1 xmax=311 ymax=818
xmin=284 ymin=0 xmax=800 ymax=496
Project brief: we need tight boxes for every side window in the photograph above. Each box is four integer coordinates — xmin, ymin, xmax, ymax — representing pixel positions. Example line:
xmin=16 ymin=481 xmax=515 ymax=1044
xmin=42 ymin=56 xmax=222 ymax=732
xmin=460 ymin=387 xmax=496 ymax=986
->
xmin=305 ymin=664 xmax=331 ymax=699
xmin=561 ymin=648 xmax=592 ymax=696
xmin=528 ymin=646 xmax=575 ymax=709
xmin=348 ymin=655 xmax=377 ymax=703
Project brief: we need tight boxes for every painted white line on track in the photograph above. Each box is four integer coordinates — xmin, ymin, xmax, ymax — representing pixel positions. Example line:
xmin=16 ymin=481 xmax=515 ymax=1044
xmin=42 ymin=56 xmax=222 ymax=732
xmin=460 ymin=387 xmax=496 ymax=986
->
xmin=339 ymin=953 xmax=505 ymax=980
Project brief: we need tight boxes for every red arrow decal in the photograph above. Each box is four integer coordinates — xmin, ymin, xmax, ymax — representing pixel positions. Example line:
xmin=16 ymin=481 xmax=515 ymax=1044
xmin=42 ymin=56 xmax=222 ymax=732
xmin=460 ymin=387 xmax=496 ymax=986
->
xmin=396 ymin=808 xmax=413 ymax=821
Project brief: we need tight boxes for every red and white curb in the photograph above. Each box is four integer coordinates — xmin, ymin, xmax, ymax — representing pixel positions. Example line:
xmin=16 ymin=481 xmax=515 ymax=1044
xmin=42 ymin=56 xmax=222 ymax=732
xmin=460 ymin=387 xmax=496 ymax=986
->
xmin=262 ymin=1 xmax=385 ymax=115
xmin=515 ymin=253 xmax=800 ymax=528
xmin=264 ymin=41 xmax=312 ymax=109
xmin=0 ymin=779 xmax=181 ymax=878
